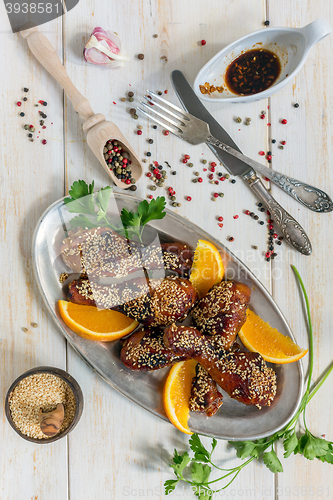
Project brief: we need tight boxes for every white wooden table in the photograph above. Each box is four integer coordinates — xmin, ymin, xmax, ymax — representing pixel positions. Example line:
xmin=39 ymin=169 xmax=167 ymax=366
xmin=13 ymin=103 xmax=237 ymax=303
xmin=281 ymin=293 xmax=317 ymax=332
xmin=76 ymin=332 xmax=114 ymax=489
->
xmin=1 ymin=1 xmax=332 ymax=499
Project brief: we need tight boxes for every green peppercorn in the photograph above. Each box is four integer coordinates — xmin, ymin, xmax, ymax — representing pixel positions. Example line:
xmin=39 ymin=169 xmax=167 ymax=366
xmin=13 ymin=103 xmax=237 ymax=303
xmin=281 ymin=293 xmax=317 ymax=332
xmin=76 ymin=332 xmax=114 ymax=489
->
xmin=24 ymin=124 xmax=29 ymax=130
xmin=133 ymin=114 xmax=139 ymax=120
xmin=171 ymin=196 xmax=176 ymax=201
xmin=116 ymin=168 xmax=122 ymax=174
xmin=188 ymin=163 xmax=193 ymax=167
xmin=30 ymin=127 xmax=35 ymax=132
xmin=192 ymin=179 xmax=198 ymax=183
xmin=279 ymin=145 xmax=284 ymax=150
xmin=150 ymin=185 xmax=157 ymax=191
xmin=120 ymin=97 xmax=126 ymax=102
xmin=202 ymin=159 xmax=207 ymax=164
xmin=194 ymin=172 xmax=200 ymax=176
xmin=129 ymin=97 xmax=134 ymax=102
xmin=177 ymin=203 xmax=181 ymax=207
xmin=235 ymin=117 xmax=242 ymax=123
xmin=131 ymin=179 xmax=136 ymax=184
xmin=162 ymin=170 xmax=167 ymax=177
xmin=225 ymin=174 xmax=230 ymax=179
xmin=172 ymin=202 xmax=177 ymax=207
xmin=219 ymin=193 xmax=224 ymax=197
xmin=157 ymin=181 xmax=163 ymax=187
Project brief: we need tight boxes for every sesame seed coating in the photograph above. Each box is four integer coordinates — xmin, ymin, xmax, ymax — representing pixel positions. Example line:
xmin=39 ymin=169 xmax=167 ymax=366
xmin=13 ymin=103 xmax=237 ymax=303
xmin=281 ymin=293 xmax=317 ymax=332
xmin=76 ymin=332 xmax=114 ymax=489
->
xmin=190 ymin=364 xmax=223 ymax=416
xmin=164 ymin=324 xmax=277 ymax=408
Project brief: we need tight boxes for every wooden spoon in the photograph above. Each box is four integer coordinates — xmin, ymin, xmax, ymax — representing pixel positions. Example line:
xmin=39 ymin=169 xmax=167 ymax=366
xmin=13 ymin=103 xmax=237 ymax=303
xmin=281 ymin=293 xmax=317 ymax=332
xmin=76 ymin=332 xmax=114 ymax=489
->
xmin=39 ymin=403 xmax=65 ymax=437
xmin=21 ymin=28 xmax=143 ymax=188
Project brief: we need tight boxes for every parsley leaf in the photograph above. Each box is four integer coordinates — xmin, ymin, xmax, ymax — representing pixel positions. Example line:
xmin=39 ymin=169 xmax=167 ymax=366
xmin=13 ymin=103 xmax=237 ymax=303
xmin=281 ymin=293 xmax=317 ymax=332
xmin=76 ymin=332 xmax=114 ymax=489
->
xmin=165 ymin=479 xmax=179 ymax=495
xmin=189 ymin=434 xmax=211 ymax=462
xmin=120 ymin=196 xmax=166 ymax=242
xmin=170 ymin=450 xmax=191 ymax=477
xmin=263 ymin=450 xmax=283 ymax=473
xmin=283 ymin=429 xmax=299 ymax=458
xmin=302 ymin=433 xmax=330 ymax=460
xmin=64 ymin=180 xmax=95 ymax=215
xmin=191 ymin=462 xmax=211 ymax=485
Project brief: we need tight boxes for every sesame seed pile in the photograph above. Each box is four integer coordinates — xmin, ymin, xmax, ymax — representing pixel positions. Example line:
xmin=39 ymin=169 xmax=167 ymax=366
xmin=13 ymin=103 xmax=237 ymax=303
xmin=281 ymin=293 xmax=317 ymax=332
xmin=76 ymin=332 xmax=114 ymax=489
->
xmin=9 ymin=373 xmax=76 ymax=439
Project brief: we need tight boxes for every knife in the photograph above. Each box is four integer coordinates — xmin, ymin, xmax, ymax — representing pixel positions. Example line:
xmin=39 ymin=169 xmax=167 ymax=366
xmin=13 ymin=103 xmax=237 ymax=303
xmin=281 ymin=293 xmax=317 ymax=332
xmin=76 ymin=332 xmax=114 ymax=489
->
xmin=171 ymin=70 xmax=313 ymax=256
xmin=171 ymin=70 xmax=332 ymax=213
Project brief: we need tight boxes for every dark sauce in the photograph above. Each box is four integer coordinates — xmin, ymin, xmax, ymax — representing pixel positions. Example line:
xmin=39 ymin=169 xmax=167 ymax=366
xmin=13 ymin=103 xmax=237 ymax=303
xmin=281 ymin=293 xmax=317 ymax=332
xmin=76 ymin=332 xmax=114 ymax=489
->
xmin=225 ymin=49 xmax=281 ymax=96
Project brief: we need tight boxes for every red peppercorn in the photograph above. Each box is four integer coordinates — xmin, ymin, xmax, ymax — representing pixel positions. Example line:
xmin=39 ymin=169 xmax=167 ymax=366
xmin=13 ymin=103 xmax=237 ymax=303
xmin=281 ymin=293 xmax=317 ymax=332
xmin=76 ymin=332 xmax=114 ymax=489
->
xmin=281 ymin=140 xmax=286 ymax=145
xmin=215 ymin=180 xmax=219 ymax=185
xmin=137 ymin=130 xmax=143 ymax=135
xmin=198 ymin=177 xmax=203 ymax=183
xmin=153 ymin=168 xmax=159 ymax=175
xmin=125 ymin=179 xmax=131 ymax=185
xmin=233 ymin=215 xmax=239 ymax=219
xmin=264 ymin=177 xmax=270 ymax=182
xmin=220 ymin=177 xmax=225 ymax=181
xmin=163 ymin=130 xmax=169 ymax=136
xmin=186 ymin=196 xmax=192 ymax=201
xmin=281 ymin=119 xmax=287 ymax=124
xmin=268 ymin=219 xmax=274 ymax=223
xmin=182 ymin=159 xmax=188 ymax=164
xmin=218 ymin=223 xmax=223 ymax=228
xmin=229 ymin=237 xmax=234 ymax=242
xmin=154 ymin=161 xmax=159 ymax=166
xmin=123 ymin=159 xmax=128 ymax=164
xmin=211 ymin=162 xmax=216 ymax=167
xmin=267 ymin=123 xmax=271 ymax=127
xmin=265 ymin=252 xmax=271 ymax=258
xmin=260 ymin=114 xmax=265 ymax=119
xmin=146 ymin=172 xmax=152 ymax=177
xmin=259 ymin=151 xmax=265 ymax=156
xmin=107 ymin=150 xmax=112 ymax=154
xmin=148 ymin=195 xmax=153 ymax=199
xmin=156 ymin=173 xmax=162 ymax=179
xmin=273 ymin=233 xmax=278 ymax=238
xmin=164 ymin=90 xmax=168 ymax=94
xmin=168 ymin=187 xmax=173 ymax=193
xmin=17 ymin=102 xmax=22 ymax=106
xmin=269 ymin=224 xmax=273 ymax=230
xmin=29 ymin=125 xmax=34 ymax=129
xmin=218 ymin=216 xmax=224 ymax=222
xmin=113 ymin=147 xmax=119 ymax=152
xmin=108 ymin=159 xmax=112 ymax=163
xmin=209 ymin=174 xmax=214 ymax=180
xmin=213 ymin=193 xmax=219 ymax=198
xmin=210 ymin=167 xmax=215 ymax=172
xmin=201 ymin=39 xmax=206 ymax=46
xmin=266 ymin=155 xmax=272 ymax=160
xmin=267 ymin=210 xmax=271 ymax=215
xmin=184 ymin=154 xmax=190 ymax=160
xmin=122 ymin=165 xmax=127 ymax=169
xmin=245 ymin=210 xmax=251 ymax=215
xmin=42 ymin=139 xmax=47 ymax=145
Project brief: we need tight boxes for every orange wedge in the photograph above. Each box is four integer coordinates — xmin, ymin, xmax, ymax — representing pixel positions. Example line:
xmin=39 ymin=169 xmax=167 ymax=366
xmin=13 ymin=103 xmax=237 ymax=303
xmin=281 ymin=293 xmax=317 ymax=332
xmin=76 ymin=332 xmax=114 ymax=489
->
xmin=190 ymin=239 xmax=224 ymax=298
xmin=58 ymin=300 xmax=139 ymax=341
xmin=163 ymin=360 xmax=197 ymax=434
xmin=239 ymin=309 xmax=308 ymax=364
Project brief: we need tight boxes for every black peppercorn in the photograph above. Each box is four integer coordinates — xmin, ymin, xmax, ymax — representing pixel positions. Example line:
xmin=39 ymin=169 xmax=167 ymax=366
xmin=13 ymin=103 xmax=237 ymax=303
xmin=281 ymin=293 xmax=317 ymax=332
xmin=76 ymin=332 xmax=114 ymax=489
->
xmin=294 ymin=103 xmax=299 ymax=108
xmin=152 ymin=125 xmax=157 ymax=129
xmin=128 ymin=91 xmax=134 ymax=98
xmin=148 ymin=139 xmax=153 ymax=144
xmin=146 ymin=152 xmax=152 ymax=156
xmin=23 ymin=97 xmax=27 ymax=101
xmin=231 ymin=179 xmax=236 ymax=184
xmin=277 ymin=241 xmax=282 ymax=245
xmin=28 ymin=133 xmax=32 ymax=138
xmin=259 ymin=221 xmax=264 ymax=225
xmin=272 ymin=139 xmax=276 ymax=143
xmin=23 ymin=87 xmax=29 ymax=92
xmin=43 ymin=101 xmax=47 ymax=106
xmin=20 ymin=112 xmax=25 ymax=117
xmin=264 ymin=20 xmax=270 ymax=26
xmin=258 ymin=203 xmax=262 ymax=207
xmin=129 ymin=185 xmax=137 ymax=191
xmin=254 ymin=215 xmax=259 ymax=220
xmin=172 ymin=171 xmax=177 ymax=175
xmin=267 ymin=151 xmax=272 ymax=155
xmin=138 ymin=53 xmax=144 ymax=60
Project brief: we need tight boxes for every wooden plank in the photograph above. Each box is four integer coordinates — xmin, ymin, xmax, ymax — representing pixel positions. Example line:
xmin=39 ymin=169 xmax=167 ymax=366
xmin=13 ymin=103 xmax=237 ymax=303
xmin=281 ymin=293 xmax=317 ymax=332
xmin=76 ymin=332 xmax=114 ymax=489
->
xmin=64 ymin=1 xmax=278 ymax=499
xmin=267 ymin=2 xmax=333 ymax=499
xmin=0 ymin=11 xmax=68 ymax=500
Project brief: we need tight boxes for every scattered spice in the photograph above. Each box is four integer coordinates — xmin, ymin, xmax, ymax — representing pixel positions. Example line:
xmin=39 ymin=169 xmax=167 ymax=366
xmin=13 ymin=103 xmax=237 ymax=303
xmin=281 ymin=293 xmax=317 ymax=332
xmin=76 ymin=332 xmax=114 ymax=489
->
xmin=138 ymin=53 xmax=144 ymax=60
xmin=235 ymin=117 xmax=242 ymax=123
xmin=228 ymin=237 xmax=234 ymax=242
xmin=264 ymin=20 xmax=270 ymax=26
xmin=294 ymin=103 xmax=299 ymax=108
xmin=199 ymin=82 xmax=224 ymax=95
xmin=201 ymin=39 xmax=206 ymax=46
xmin=21 ymin=327 xmax=28 ymax=332
xmin=59 ymin=272 xmax=69 ymax=284
xmin=163 ymin=130 xmax=169 ymax=136
xmin=281 ymin=119 xmax=287 ymax=124
xmin=31 ymin=322 xmax=38 ymax=328
xmin=9 ymin=373 xmax=76 ymax=439
xmin=23 ymin=87 xmax=29 ymax=92
xmin=17 ymin=102 xmax=22 ymax=106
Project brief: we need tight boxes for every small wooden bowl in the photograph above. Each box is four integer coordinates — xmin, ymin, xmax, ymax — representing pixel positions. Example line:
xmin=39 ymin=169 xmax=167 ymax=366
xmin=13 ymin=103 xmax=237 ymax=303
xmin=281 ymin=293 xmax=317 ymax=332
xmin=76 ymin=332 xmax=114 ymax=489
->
xmin=5 ymin=366 xmax=84 ymax=444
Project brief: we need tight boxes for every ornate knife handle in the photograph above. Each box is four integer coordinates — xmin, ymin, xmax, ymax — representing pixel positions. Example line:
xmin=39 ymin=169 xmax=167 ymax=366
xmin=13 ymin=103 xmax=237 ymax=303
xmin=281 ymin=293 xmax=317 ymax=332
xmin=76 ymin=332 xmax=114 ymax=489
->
xmin=207 ymin=135 xmax=333 ymax=213
xmin=243 ymin=171 xmax=312 ymax=256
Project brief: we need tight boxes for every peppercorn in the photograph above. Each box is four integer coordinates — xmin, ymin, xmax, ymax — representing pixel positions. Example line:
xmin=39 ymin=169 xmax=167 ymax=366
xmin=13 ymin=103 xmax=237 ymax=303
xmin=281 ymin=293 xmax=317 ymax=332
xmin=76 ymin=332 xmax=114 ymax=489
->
xmin=148 ymin=139 xmax=154 ymax=144
xmin=129 ymin=97 xmax=134 ymax=102
xmin=201 ymin=40 xmax=206 ymax=46
xmin=259 ymin=221 xmax=264 ymax=225
xmin=152 ymin=125 xmax=157 ymax=129
xmin=138 ymin=53 xmax=144 ymax=60
xmin=137 ymin=130 xmax=142 ymax=135
xmin=254 ymin=215 xmax=259 ymax=220
xmin=229 ymin=237 xmax=234 ymax=242
xmin=231 ymin=179 xmax=236 ymax=184
xmin=264 ymin=20 xmax=270 ymax=25
xmin=202 ymin=159 xmax=207 ymax=164
xmin=42 ymin=139 xmax=47 ymax=145
xmin=17 ymin=101 xmax=22 ymax=106
xmin=24 ymin=124 xmax=29 ymax=130
xmin=153 ymin=34 xmax=158 ymax=38
xmin=146 ymin=152 xmax=152 ymax=157
xmin=281 ymin=119 xmax=287 ymax=124
xmin=188 ymin=163 xmax=193 ymax=168
xmin=260 ymin=207 xmax=265 ymax=212
xmin=219 ymin=193 xmax=224 ymax=198
xmin=128 ymin=91 xmax=134 ymax=98
xmin=277 ymin=241 xmax=282 ymax=245
xmin=272 ymin=139 xmax=276 ymax=143
xmin=235 ymin=117 xmax=242 ymax=123
xmin=42 ymin=114 xmax=47 ymax=118
xmin=267 ymin=151 xmax=272 ymax=155
xmin=172 ymin=202 xmax=177 ymax=207
xmin=23 ymin=87 xmax=29 ymax=92
xmin=252 ymin=245 xmax=258 ymax=250
xmin=28 ymin=133 xmax=32 ymax=138
xmin=150 ymin=186 xmax=157 ymax=191
xmin=225 ymin=174 xmax=230 ymax=179
xmin=163 ymin=130 xmax=169 ymax=136
xmin=129 ymin=185 xmax=137 ymax=191
xmin=294 ymin=103 xmax=299 ymax=108
xmin=43 ymin=101 xmax=47 ymax=106
xmin=20 ymin=112 xmax=25 ymax=117
xmin=171 ymin=171 xmax=177 ymax=175
xmin=278 ymin=145 xmax=284 ymax=150
xmin=23 ymin=97 xmax=27 ymax=102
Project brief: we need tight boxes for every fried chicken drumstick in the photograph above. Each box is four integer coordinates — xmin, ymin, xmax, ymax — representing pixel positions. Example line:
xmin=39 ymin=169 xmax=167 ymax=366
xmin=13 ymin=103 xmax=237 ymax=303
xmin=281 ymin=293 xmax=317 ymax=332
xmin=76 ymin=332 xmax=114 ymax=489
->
xmin=164 ymin=325 xmax=277 ymax=408
xmin=192 ymin=280 xmax=251 ymax=349
xmin=67 ymin=276 xmax=197 ymax=327
xmin=189 ymin=364 xmax=223 ymax=416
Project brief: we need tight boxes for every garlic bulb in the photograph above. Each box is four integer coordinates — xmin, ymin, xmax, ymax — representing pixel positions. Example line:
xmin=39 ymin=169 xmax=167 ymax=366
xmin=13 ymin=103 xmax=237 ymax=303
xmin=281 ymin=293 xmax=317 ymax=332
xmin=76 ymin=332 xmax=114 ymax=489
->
xmin=83 ymin=27 xmax=130 ymax=67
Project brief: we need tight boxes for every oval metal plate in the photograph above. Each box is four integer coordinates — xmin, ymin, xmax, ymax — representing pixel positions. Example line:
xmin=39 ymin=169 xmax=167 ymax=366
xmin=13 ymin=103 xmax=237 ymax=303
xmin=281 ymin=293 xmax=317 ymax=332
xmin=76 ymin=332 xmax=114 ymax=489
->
xmin=32 ymin=194 xmax=304 ymax=440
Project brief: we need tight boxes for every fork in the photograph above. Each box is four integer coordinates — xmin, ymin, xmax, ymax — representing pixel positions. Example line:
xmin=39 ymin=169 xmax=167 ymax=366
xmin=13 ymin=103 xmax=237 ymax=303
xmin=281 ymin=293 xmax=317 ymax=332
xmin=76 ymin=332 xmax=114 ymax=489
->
xmin=138 ymin=91 xmax=312 ymax=256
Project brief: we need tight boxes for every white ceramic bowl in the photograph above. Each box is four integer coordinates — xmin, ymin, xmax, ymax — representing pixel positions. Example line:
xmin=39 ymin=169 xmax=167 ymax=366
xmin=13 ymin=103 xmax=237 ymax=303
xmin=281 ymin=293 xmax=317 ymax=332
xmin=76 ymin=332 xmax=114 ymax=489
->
xmin=194 ymin=19 xmax=331 ymax=103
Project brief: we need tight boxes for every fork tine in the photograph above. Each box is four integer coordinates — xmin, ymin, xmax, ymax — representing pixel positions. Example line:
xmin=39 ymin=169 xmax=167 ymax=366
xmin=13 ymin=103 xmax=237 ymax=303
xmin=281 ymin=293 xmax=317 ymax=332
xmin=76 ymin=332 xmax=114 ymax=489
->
xmin=143 ymin=96 xmax=187 ymax=126
xmin=147 ymin=90 xmax=190 ymax=119
xmin=137 ymin=107 xmax=180 ymax=135
xmin=140 ymin=101 xmax=184 ymax=130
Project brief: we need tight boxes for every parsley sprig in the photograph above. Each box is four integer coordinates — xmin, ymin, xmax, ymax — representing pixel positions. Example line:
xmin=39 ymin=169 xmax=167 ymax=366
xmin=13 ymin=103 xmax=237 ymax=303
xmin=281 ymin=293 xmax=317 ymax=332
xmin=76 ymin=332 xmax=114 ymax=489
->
xmin=165 ymin=265 xmax=333 ymax=499
xmin=63 ymin=180 xmax=166 ymax=243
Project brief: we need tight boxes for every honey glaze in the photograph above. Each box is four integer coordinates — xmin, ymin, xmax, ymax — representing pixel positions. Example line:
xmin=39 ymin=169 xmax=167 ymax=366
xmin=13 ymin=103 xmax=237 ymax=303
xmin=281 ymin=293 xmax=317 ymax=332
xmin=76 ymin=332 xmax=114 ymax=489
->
xmin=225 ymin=49 xmax=281 ymax=95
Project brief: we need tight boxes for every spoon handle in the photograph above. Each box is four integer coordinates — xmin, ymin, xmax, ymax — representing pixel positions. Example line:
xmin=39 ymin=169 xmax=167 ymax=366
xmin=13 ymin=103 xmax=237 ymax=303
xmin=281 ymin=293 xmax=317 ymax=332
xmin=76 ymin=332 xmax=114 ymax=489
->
xmin=21 ymin=28 xmax=95 ymax=122
xmin=250 ymin=162 xmax=333 ymax=213
xmin=39 ymin=403 xmax=65 ymax=437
